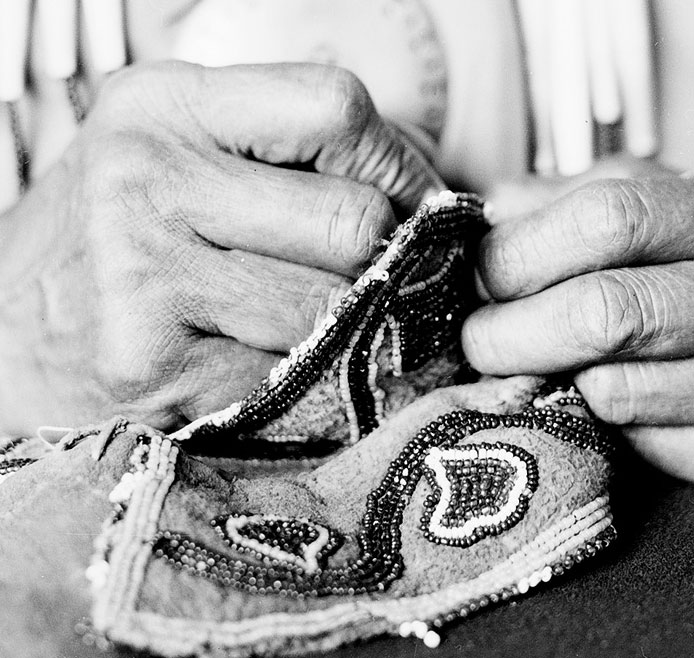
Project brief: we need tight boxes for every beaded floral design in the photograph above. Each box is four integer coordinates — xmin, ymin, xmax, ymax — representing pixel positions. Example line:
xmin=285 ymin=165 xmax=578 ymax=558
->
xmin=153 ymin=405 xmax=611 ymax=599
xmin=170 ymin=191 xmax=487 ymax=453
xmin=421 ymin=443 xmax=538 ymax=547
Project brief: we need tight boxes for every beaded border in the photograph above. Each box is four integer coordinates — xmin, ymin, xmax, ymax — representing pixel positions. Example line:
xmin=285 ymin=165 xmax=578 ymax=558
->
xmin=0 ymin=436 xmax=37 ymax=483
xmin=0 ymin=457 xmax=36 ymax=484
xmin=88 ymin=429 xmax=179 ymax=636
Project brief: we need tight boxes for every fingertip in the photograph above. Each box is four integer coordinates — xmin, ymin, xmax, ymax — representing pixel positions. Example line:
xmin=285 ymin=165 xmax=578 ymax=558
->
xmin=476 ymin=225 xmax=529 ymax=301
xmin=574 ymin=364 xmax=636 ymax=426
xmin=461 ymin=310 xmax=504 ymax=375
xmin=623 ymin=425 xmax=694 ymax=482
xmin=342 ymin=187 xmax=398 ymax=275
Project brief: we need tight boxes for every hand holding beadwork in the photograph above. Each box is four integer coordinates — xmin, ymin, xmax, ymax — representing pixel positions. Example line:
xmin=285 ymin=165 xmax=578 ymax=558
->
xmin=0 ymin=62 xmax=441 ymax=435
xmin=464 ymin=170 xmax=694 ymax=480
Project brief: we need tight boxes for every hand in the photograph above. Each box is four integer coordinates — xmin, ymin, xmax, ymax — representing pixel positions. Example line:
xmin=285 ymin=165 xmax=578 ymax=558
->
xmin=0 ymin=62 xmax=442 ymax=435
xmin=463 ymin=162 xmax=694 ymax=481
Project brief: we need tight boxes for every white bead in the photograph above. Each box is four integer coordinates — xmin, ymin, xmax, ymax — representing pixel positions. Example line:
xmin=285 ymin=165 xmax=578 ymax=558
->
xmin=424 ymin=189 xmax=457 ymax=211
xmin=423 ymin=630 xmax=441 ymax=649
xmin=517 ymin=578 xmax=530 ymax=594
xmin=398 ymin=622 xmax=413 ymax=638
xmin=85 ymin=560 xmax=109 ymax=588
xmin=411 ymin=620 xmax=428 ymax=639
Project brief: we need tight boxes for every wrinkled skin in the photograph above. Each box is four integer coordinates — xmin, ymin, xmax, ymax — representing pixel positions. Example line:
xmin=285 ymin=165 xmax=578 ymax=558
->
xmin=466 ymin=158 xmax=694 ymax=481
xmin=0 ymin=60 xmax=692 ymax=482
xmin=0 ymin=62 xmax=441 ymax=434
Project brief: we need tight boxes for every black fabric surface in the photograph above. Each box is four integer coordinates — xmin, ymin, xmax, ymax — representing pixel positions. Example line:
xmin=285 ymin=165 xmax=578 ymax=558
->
xmin=103 ymin=447 xmax=693 ymax=658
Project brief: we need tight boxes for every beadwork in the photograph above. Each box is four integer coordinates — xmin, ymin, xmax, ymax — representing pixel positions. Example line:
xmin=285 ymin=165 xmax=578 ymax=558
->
xmin=86 ymin=430 xmax=179 ymax=596
xmin=153 ymin=405 xmax=611 ymax=598
xmin=170 ymin=191 xmax=487 ymax=453
xmin=0 ymin=437 xmax=36 ymax=483
xmin=212 ymin=514 xmax=341 ymax=574
xmin=421 ymin=443 xmax=538 ymax=547
xmin=0 ymin=457 xmax=36 ymax=483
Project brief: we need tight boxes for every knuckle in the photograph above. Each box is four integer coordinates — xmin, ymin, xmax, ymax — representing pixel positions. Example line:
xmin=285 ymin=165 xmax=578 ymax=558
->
xmin=96 ymin=66 xmax=139 ymax=105
xmin=93 ymin=64 xmax=156 ymax=116
xmin=81 ymin=131 xmax=177 ymax=215
xmin=82 ymin=134 xmax=149 ymax=203
xmin=92 ymin=61 xmax=202 ymax=125
xmin=583 ymin=179 xmax=651 ymax=258
xmin=564 ymin=273 xmax=645 ymax=357
xmin=577 ymin=365 xmax=637 ymax=425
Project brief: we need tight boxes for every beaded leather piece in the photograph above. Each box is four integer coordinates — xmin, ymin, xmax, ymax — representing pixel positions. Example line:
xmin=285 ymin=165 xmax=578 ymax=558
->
xmin=77 ymin=193 xmax=616 ymax=656
xmin=83 ymin=378 xmax=614 ymax=657
xmin=170 ymin=190 xmax=487 ymax=456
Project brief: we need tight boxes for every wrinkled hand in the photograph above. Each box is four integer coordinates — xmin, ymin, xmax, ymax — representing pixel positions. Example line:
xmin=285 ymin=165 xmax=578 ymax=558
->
xmin=0 ymin=62 xmax=441 ymax=435
xmin=464 ymin=162 xmax=694 ymax=480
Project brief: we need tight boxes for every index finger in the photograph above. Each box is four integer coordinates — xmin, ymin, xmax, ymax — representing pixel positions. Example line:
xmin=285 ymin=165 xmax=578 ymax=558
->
xmin=477 ymin=177 xmax=694 ymax=301
xmin=101 ymin=62 xmax=443 ymax=214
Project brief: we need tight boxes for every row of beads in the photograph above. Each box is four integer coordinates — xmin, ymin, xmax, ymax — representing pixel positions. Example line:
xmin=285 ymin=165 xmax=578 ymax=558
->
xmin=533 ymin=386 xmax=589 ymax=410
xmin=416 ymin=525 xmax=617 ymax=646
xmin=398 ymin=245 xmax=458 ymax=295
xmin=367 ymin=322 xmax=387 ymax=423
xmin=385 ymin=314 xmax=403 ymax=377
xmin=87 ymin=434 xmax=178 ymax=592
xmin=0 ymin=435 xmax=27 ymax=457
xmin=0 ymin=457 xmax=35 ymax=483
xmin=399 ymin=524 xmax=617 ymax=648
xmin=387 ymin=497 xmax=613 ymax=638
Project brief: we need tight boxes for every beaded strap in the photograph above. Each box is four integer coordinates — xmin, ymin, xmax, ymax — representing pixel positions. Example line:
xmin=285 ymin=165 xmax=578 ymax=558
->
xmin=88 ymin=428 xmax=179 ymax=635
